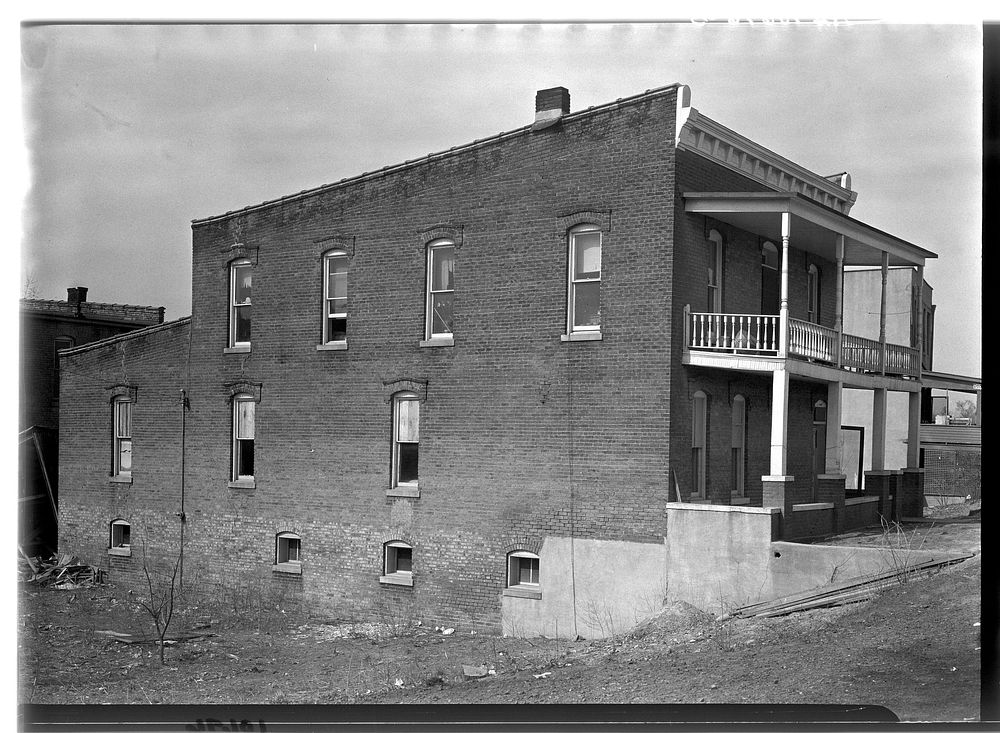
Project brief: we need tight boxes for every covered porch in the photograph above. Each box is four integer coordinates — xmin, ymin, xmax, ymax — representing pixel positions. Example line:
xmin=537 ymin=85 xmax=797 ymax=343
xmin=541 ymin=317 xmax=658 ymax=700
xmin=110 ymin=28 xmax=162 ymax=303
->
xmin=681 ymin=191 xmax=936 ymax=539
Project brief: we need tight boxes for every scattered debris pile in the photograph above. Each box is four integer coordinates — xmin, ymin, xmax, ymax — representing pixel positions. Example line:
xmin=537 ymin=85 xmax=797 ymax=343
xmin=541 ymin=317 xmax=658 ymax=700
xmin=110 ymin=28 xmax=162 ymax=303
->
xmin=19 ymin=551 xmax=105 ymax=589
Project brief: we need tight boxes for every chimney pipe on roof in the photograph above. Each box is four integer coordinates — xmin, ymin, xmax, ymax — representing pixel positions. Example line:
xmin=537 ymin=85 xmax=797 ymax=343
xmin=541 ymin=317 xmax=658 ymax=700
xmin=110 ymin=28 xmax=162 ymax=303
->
xmin=67 ymin=286 xmax=88 ymax=316
xmin=533 ymin=87 xmax=570 ymax=131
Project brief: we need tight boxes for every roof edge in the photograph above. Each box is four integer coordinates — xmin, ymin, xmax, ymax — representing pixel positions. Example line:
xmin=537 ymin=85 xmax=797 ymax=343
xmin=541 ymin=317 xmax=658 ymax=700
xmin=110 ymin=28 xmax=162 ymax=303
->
xmin=59 ymin=316 xmax=191 ymax=358
xmin=191 ymin=83 xmax=682 ymax=227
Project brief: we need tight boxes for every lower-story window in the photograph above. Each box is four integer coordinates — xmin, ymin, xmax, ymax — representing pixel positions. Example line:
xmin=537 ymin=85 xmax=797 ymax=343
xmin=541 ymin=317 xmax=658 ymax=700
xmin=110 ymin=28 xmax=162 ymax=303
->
xmin=109 ymin=519 xmax=131 ymax=556
xmin=380 ymin=541 xmax=413 ymax=586
xmin=503 ymin=550 xmax=541 ymax=599
xmin=507 ymin=551 xmax=539 ymax=587
xmin=274 ymin=532 xmax=302 ymax=574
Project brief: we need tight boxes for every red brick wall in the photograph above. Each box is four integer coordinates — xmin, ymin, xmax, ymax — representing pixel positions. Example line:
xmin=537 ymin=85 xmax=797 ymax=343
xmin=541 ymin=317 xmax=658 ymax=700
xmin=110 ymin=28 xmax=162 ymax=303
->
xmin=60 ymin=91 xmax=683 ymax=628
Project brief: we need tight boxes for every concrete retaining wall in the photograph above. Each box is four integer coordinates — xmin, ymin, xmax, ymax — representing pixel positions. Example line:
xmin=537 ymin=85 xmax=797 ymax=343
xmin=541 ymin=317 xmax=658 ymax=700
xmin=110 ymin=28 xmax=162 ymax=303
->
xmin=666 ymin=502 xmax=961 ymax=614
xmin=501 ymin=536 xmax=666 ymax=639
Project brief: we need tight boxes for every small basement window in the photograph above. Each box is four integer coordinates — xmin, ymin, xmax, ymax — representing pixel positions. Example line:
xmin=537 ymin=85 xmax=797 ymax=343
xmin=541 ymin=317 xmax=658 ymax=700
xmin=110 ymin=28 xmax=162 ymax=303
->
xmin=380 ymin=541 xmax=413 ymax=586
xmin=273 ymin=532 xmax=302 ymax=574
xmin=504 ymin=551 xmax=541 ymax=599
xmin=108 ymin=519 xmax=131 ymax=557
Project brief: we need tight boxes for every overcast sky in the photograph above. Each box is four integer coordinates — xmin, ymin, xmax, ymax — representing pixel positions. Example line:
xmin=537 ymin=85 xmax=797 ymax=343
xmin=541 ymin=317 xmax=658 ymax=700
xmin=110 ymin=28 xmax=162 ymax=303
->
xmin=18 ymin=22 xmax=982 ymax=376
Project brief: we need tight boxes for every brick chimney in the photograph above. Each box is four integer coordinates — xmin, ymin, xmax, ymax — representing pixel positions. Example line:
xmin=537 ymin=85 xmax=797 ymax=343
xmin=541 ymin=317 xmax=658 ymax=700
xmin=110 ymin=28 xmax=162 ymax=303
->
xmin=67 ymin=286 xmax=88 ymax=304
xmin=533 ymin=87 xmax=570 ymax=131
xmin=67 ymin=286 xmax=88 ymax=316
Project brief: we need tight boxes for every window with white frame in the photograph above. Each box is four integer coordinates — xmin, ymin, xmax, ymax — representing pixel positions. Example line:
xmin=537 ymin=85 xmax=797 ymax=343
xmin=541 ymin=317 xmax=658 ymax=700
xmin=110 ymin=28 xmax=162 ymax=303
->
xmin=109 ymin=519 xmax=131 ymax=555
xmin=807 ymin=264 xmax=820 ymax=323
xmin=229 ymin=259 xmax=252 ymax=348
xmin=112 ymin=397 xmax=133 ymax=478
xmin=692 ymin=391 xmax=707 ymax=498
xmin=274 ymin=532 xmax=302 ymax=573
xmin=568 ymin=225 xmax=602 ymax=333
xmin=392 ymin=393 xmax=419 ymax=489
xmin=232 ymin=394 xmax=255 ymax=483
xmin=731 ymin=395 xmax=746 ymax=497
xmin=426 ymin=241 xmax=455 ymax=339
xmin=507 ymin=551 xmax=540 ymax=588
xmin=707 ymin=229 xmax=723 ymax=313
xmin=381 ymin=541 xmax=413 ymax=585
xmin=323 ymin=251 xmax=348 ymax=344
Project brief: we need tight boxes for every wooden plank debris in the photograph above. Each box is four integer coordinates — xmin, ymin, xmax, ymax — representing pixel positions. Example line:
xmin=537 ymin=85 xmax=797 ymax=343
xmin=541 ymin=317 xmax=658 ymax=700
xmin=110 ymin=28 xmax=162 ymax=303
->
xmin=730 ymin=552 xmax=974 ymax=618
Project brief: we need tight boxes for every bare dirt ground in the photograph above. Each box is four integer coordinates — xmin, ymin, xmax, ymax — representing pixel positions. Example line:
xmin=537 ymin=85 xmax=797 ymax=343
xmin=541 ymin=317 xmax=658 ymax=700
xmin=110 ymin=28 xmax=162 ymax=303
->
xmin=18 ymin=512 xmax=982 ymax=723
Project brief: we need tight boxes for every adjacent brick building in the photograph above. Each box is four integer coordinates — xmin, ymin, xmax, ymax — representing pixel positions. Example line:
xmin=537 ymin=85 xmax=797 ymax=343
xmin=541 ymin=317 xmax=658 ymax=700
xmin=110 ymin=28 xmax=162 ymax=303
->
xmin=19 ymin=287 xmax=164 ymax=555
xmin=58 ymin=84 xmax=939 ymax=636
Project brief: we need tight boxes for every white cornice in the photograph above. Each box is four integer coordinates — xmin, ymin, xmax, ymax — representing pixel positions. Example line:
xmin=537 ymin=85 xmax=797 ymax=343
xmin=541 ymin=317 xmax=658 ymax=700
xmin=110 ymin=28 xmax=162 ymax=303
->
xmin=675 ymin=87 xmax=858 ymax=215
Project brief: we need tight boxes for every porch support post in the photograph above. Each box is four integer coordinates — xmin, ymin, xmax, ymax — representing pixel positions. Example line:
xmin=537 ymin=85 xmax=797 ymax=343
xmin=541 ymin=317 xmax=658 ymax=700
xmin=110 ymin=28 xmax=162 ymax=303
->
xmin=912 ymin=265 xmax=924 ymax=376
xmin=835 ymin=235 xmax=845 ymax=368
xmin=769 ymin=367 xmax=790 ymax=476
xmin=907 ymin=390 xmax=921 ymax=468
xmin=825 ymin=381 xmax=843 ymax=474
xmin=879 ymin=251 xmax=888 ymax=374
xmin=778 ymin=212 xmax=791 ymax=358
xmin=872 ymin=387 xmax=888 ymax=471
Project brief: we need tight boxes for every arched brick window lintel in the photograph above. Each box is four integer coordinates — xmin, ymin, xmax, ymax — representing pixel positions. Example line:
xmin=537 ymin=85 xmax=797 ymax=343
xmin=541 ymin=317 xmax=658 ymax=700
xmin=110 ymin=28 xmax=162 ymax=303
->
xmin=381 ymin=378 xmax=428 ymax=403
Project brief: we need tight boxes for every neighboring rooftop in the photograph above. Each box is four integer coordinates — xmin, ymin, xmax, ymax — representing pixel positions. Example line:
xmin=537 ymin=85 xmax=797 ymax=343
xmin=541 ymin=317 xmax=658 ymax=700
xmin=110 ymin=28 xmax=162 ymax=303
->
xmin=21 ymin=286 xmax=165 ymax=326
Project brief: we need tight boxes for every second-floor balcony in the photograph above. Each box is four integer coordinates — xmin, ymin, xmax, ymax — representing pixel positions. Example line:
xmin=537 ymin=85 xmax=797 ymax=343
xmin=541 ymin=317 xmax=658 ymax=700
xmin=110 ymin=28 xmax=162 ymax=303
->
xmin=685 ymin=308 xmax=920 ymax=379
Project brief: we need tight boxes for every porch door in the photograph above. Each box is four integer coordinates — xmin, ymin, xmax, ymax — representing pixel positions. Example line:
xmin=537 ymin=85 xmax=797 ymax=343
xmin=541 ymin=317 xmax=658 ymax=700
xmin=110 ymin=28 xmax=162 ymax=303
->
xmin=811 ymin=400 xmax=828 ymax=500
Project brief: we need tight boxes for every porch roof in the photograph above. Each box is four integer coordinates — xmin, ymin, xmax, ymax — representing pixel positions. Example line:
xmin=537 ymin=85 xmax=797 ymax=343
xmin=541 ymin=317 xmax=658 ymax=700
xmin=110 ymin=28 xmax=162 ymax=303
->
xmin=682 ymin=192 xmax=937 ymax=267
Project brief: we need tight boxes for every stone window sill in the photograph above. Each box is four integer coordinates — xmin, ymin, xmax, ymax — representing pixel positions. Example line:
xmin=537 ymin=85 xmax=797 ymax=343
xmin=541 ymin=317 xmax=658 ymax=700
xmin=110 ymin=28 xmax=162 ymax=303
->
xmin=224 ymin=345 xmax=251 ymax=354
xmin=272 ymin=563 xmax=302 ymax=575
xmin=379 ymin=573 xmax=413 ymax=587
xmin=109 ymin=475 xmax=133 ymax=485
xmin=419 ymin=335 xmax=454 ymax=348
xmin=107 ymin=547 xmax=132 ymax=558
xmin=729 ymin=495 xmax=750 ymax=506
xmin=228 ymin=479 xmax=256 ymax=490
xmin=561 ymin=331 xmax=603 ymax=342
xmin=316 ymin=342 xmax=348 ymax=351
xmin=502 ymin=586 xmax=542 ymax=600
xmin=386 ymin=486 xmax=419 ymax=498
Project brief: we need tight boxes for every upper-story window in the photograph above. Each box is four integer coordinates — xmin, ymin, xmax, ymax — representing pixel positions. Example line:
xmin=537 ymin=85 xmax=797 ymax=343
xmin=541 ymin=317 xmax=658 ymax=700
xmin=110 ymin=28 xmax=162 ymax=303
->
xmin=807 ymin=264 xmax=820 ymax=323
xmin=229 ymin=260 xmax=252 ymax=348
xmin=707 ymin=229 xmax=724 ymax=313
xmin=232 ymin=394 xmax=255 ymax=484
xmin=323 ymin=251 xmax=348 ymax=344
xmin=112 ymin=397 xmax=133 ymax=479
xmin=392 ymin=393 xmax=419 ymax=489
xmin=568 ymin=225 xmax=602 ymax=334
xmin=426 ymin=240 xmax=455 ymax=340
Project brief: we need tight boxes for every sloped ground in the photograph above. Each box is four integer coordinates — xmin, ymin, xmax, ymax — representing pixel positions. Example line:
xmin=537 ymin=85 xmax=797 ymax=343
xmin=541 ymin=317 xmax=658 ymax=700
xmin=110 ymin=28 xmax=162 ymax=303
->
xmin=18 ymin=516 xmax=981 ymax=722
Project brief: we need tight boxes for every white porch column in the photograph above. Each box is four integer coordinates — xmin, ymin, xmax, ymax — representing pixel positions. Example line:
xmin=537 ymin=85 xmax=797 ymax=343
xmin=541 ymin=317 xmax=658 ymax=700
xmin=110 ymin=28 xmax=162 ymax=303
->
xmin=879 ymin=251 xmax=889 ymax=374
xmin=912 ymin=265 xmax=924 ymax=373
xmin=907 ymin=390 xmax=921 ymax=468
xmin=770 ymin=367 xmax=790 ymax=476
xmin=825 ymin=381 xmax=843 ymax=473
xmin=835 ymin=235 xmax=845 ymax=368
xmin=778 ymin=212 xmax=791 ymax=358
xmin=872 ymin=387 xmax=888 ymax=471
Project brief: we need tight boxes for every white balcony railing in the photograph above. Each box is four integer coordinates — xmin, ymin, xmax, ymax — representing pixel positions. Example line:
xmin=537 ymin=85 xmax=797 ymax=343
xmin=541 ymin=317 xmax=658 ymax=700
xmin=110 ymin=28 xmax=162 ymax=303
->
xmin=687 ymin=307 xmax=921 ymax=378
xmin=687 ymin=311 xmax=779 ymax=353
xmin=788 ymin=318 xmax=838 ymax=363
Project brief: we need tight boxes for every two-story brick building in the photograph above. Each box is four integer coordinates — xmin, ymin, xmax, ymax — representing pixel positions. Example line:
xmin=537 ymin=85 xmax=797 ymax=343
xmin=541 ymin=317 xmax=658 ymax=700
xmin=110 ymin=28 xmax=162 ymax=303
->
xmin=58 ymin=84 xmax=937 ymax=637
xmin=19 ymin=287 xmax=164 ymax=556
